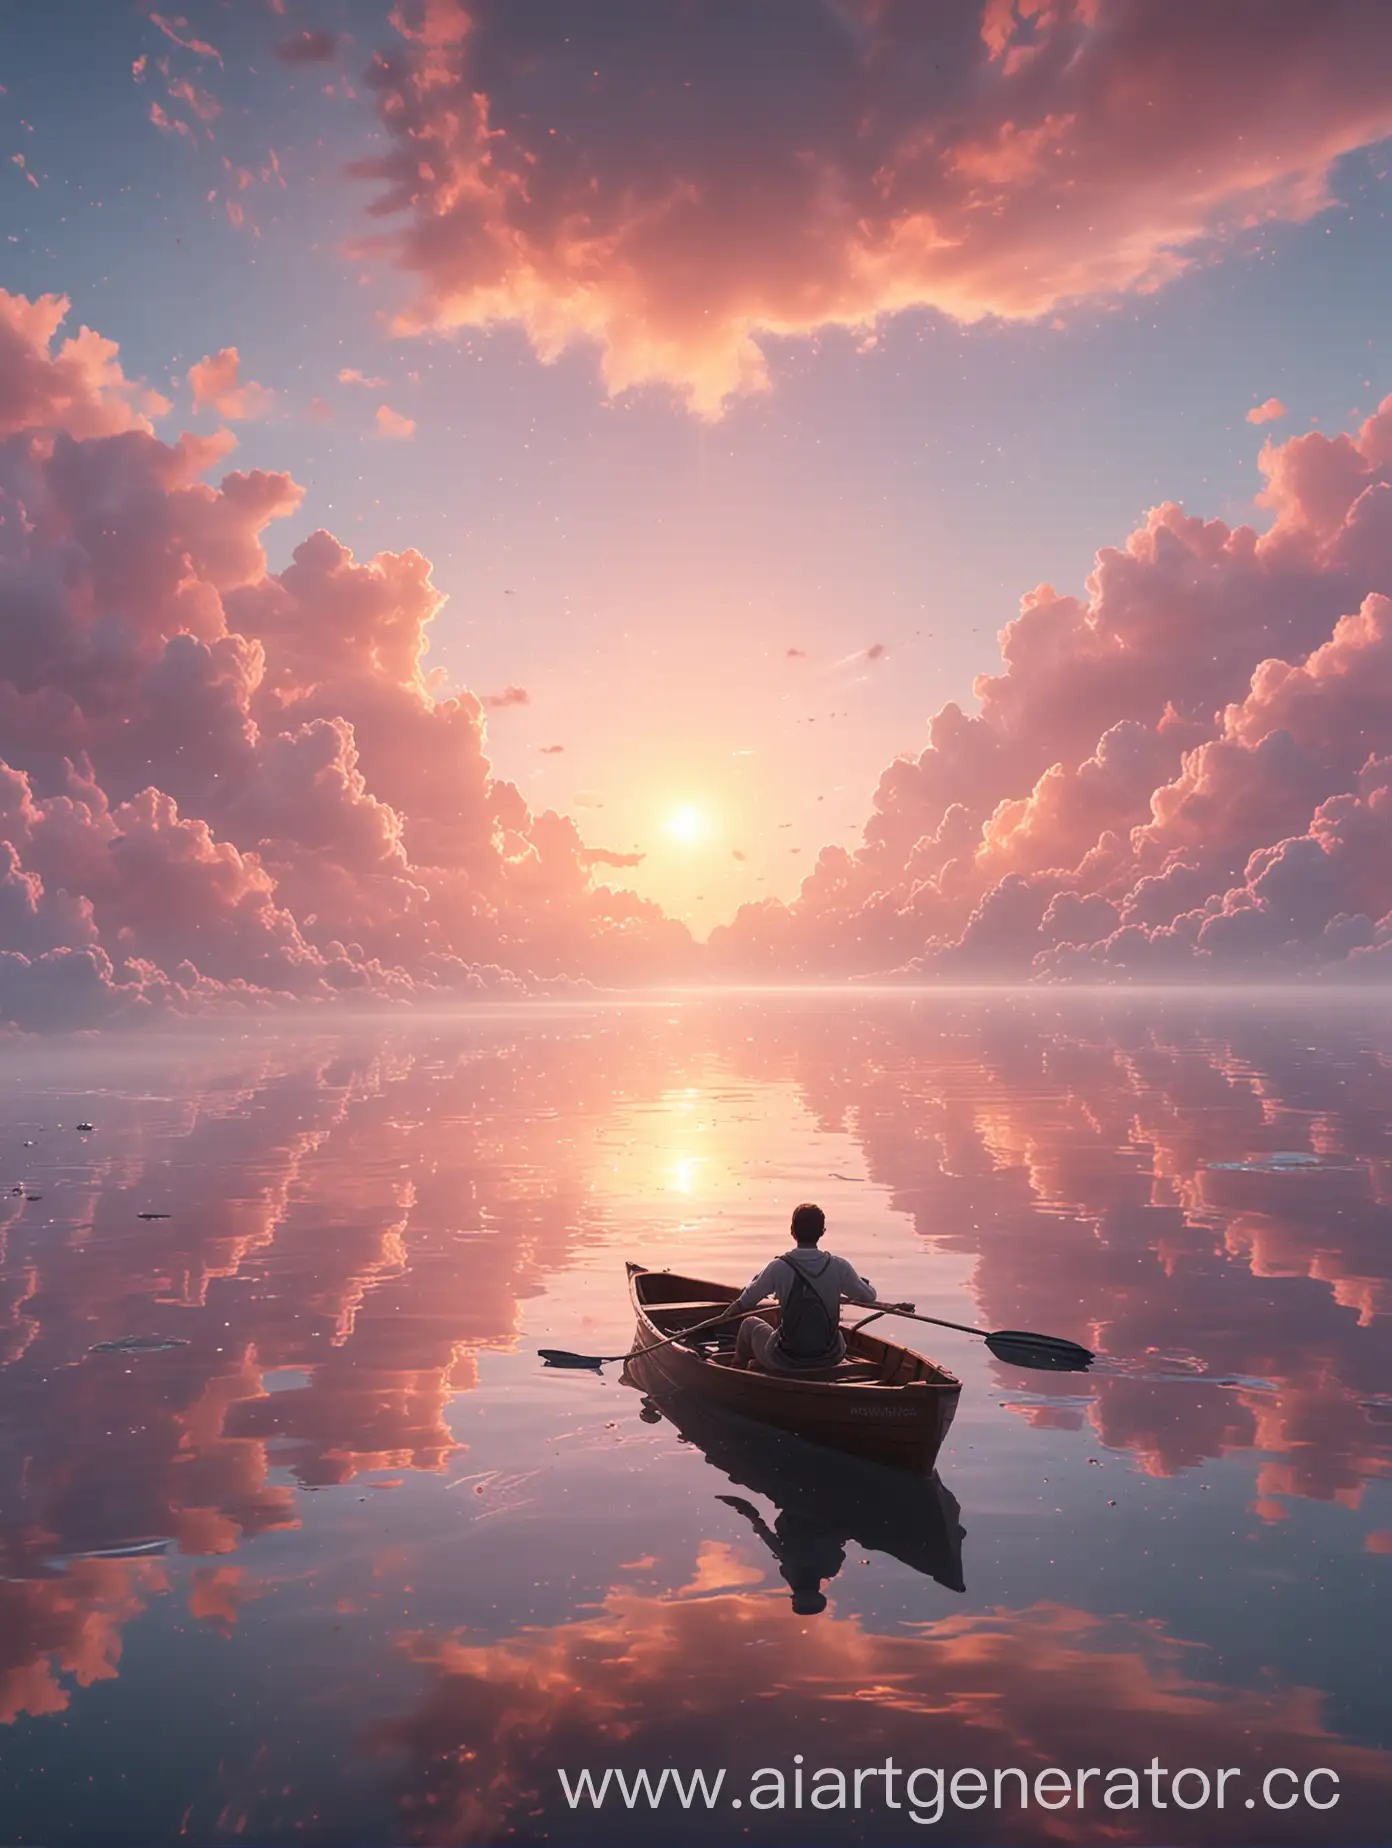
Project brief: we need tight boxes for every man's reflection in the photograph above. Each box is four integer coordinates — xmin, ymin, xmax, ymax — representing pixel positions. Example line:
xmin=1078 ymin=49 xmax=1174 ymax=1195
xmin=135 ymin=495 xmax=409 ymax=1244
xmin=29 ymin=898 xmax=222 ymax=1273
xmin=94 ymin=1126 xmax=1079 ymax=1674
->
xmin=635 ymin=1388 xmax=965 ymax=1612
xmin=716 ymin=1495 xmax=841 ymax=1614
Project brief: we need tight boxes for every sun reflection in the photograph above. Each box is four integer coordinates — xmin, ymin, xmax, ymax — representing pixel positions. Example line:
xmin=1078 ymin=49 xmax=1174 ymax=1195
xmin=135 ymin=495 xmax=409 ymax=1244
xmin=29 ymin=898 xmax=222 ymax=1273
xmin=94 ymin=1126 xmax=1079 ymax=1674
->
xmin=669 ymin=1155 xmax=705 ymax=1194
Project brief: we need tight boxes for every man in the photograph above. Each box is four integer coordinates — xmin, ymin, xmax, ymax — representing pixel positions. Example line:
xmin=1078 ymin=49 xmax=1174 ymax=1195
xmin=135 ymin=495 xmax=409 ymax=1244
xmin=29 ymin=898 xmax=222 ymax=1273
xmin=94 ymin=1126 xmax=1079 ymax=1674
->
xmin=723 ymin=1202 xmax=913 ymax=1374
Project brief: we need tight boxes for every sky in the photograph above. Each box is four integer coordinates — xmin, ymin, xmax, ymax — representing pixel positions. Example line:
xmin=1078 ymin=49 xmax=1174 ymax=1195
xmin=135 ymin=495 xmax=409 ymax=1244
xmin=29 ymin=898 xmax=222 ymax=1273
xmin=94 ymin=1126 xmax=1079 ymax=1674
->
xmin=3 ymin=0 xmax=1392 ymax=1020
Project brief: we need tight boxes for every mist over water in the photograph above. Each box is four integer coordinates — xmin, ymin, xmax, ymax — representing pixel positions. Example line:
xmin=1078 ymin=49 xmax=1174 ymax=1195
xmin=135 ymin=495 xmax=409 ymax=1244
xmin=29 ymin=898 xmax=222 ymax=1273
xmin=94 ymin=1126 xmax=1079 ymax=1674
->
xmin=0 ymin=992 xmax=1389 ymax=1844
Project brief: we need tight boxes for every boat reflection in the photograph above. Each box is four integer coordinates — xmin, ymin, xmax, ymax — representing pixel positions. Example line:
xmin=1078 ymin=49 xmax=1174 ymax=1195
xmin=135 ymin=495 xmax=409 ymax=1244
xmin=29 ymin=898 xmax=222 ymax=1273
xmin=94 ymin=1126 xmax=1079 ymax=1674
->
xmin=627 ymin=1380 xmax=966 ymax=1610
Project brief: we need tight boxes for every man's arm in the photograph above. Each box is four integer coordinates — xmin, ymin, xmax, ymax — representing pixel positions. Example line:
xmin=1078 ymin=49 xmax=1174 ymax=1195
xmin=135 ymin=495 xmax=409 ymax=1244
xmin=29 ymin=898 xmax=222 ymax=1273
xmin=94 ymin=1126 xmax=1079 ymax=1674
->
xmin=727 ymin=1259 xmax=781 ymax=1314
xmin=834 ymin=1258 xmax=917 ymax=1315
xmin=835 ymin=1257 xmax=878 ymax=1307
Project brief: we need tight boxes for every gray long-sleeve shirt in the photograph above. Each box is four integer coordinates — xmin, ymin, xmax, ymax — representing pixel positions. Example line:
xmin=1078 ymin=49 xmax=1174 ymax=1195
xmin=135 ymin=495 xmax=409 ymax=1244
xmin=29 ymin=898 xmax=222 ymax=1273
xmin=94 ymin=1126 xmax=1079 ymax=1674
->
xmin=732 ymin=1248 xmax=877 ymax=1323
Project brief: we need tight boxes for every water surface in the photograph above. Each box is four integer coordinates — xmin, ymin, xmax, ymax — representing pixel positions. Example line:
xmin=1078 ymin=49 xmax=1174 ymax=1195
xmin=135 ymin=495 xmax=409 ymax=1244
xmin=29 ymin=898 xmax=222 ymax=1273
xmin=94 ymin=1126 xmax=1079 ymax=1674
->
xmin=0 ymin=993 xmax=1389 ymax=1844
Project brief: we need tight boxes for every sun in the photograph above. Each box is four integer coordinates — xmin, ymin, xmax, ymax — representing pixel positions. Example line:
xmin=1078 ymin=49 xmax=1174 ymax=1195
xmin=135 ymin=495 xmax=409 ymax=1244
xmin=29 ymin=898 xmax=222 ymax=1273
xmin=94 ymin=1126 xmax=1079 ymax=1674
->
xmin=664 ymin=803 xmax=708 ymax=847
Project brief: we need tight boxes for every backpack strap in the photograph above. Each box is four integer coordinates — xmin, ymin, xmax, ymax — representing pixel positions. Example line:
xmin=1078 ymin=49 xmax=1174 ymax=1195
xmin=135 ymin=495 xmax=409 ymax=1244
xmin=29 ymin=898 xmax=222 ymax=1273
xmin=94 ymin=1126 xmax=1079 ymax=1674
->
xmin=774 ymin=1254 xmax=839 ymax=1362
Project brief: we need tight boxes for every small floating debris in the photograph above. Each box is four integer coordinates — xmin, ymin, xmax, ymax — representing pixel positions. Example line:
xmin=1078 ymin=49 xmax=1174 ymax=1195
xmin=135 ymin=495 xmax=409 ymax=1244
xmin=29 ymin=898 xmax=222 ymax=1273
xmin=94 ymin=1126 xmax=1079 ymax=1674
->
xmin=1203 ymin=1151 xmax=1359 ymax=1174
xmin=830 ymin=1172 xmax=866 ymax=1182
xmin=76 ymin=1122 xmax=94 ymax=1133
xmin=136 ymin=1211 xmax=170 ymax=1220
xmin=22 ymin=1141 xmax=33 ymax=1149
xmin=58 ymin=1539 xmax=169 ymax=1563
xmin=89 ymin=1335 xmax=190 ymax=1355
xmin=1090 ymin=1354 xmax=1280 ymax=1392
xmin=997 ymin=1392 xmax=1096 ymax=1412
xmin=24 ymin=1194 xmax=41 ymax=1202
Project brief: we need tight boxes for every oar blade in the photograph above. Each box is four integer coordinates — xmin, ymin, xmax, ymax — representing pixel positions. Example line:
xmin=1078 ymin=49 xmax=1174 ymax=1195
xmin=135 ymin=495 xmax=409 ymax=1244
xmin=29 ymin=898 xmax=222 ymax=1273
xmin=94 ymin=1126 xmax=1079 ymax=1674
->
xmin=986 ymin=1331 xmax=1094 ymax=1373
xmin=538 ymin=1348 xmax=606 ymax=1370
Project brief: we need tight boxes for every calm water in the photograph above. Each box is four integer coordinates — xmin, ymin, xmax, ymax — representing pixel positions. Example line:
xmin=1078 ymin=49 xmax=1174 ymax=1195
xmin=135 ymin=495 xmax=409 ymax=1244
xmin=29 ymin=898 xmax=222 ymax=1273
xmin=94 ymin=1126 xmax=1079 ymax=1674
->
xmin=0 ymin=993 xmax=1389 ymax=1846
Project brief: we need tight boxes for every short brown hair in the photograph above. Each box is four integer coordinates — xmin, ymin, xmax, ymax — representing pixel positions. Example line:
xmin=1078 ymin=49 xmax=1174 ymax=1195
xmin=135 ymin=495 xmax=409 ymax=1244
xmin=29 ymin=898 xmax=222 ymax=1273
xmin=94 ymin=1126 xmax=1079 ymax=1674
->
xmin=790 ymin=1202 xmax=826 ymax=1245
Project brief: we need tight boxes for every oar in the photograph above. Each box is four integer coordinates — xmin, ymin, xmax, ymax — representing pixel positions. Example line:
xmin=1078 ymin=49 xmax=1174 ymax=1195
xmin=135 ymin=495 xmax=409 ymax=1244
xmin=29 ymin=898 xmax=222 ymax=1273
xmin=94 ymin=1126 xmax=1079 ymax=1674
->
xmin=539 ymin=1305 xmax=765 ymax=1371
xmin=878 ymin=1305 xmax=1094 ymax=1371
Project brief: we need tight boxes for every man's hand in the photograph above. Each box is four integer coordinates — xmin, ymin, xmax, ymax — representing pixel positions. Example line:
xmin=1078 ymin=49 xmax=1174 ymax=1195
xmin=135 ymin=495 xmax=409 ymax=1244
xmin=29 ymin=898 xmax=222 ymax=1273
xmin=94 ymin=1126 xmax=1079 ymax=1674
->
xmin=887 ymin=1300 xmax=917 ymax=1315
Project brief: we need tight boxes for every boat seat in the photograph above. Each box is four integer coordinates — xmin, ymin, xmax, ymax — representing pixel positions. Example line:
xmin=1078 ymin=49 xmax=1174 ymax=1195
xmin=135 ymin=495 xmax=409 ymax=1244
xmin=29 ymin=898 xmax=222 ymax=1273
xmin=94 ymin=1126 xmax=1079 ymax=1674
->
xmin=795 ymin=1358 xmax=886 ymax=1382
xmin=707 ymin=1354 xmax=886 ymax=1382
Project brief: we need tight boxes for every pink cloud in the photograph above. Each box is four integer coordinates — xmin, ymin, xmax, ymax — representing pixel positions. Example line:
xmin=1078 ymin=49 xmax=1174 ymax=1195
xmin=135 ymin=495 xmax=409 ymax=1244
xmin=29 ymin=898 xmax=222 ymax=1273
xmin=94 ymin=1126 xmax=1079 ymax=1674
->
xmin=176 ymin=152 xmax=287 ymax=238
xmin=0 ymin=290 xmax=169 ymax=437
xmin=374 ymin=404 xmax=415 ymax=439
xmin=582 ymin=847 xmax=643 ymax=869
xmin=338 ymin=367 xmax=387 ymax=388
xmin=0 ymin=292 xmax=692 ymax=1028
xmin=187 ymin=347 xmax=274 ymax=421
xmin=148 ymin=100 xmax=194 ymax=142
xmin=9 ymin=277 xmax=1392 ymax=1025
xmin=0 ymin=1560 xmax=165 ymax=1720
xmin=1247 ymin=396 xmax=1288 ymax=424
xmin=351 ymin=1 xmax=1392 ymax=414
xmin=379 ymin=1590 xmax=1392 ymax=1844
xmin=481 ymin=686 xmax=528 ymax=710
xmin=166 ymin=75 xmax=219 ymax=125
xmin=147 ymin=13 xmax=222 ymax=63
xmin=713 ymin=391 xmax=1392 ymax=982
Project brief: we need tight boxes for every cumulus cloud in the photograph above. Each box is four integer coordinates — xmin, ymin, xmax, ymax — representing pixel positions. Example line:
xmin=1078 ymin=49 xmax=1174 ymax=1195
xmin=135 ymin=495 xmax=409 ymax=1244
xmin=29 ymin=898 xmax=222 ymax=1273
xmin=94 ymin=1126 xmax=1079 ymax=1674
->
xmin=713 ymin=391 xmax=1392 ymax=982
xmin=481 ymin=685 xmax=528 ymax=710
xmin=374 ymin=403 xmax=415 ymax=439
xmin=1248 ymin=396 xmax=1288 ymax=425
xmin=351 ymin=0 xmax=1392 ymax=414
xmin=187 ymin=347 xmax=274 ymax=421
xmin=9 ymin=269 xmax=1392 ymax=1024
xmin=0 ymin=291 xmax=169 ymax=437
xmin=0 ymin=291 xmax=692 ymax=1030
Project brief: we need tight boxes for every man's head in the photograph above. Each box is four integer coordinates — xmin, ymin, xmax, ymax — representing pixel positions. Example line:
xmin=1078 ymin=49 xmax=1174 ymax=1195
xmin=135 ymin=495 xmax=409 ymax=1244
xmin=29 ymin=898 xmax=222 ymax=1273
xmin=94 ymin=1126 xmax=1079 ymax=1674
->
xmin=790 ymin=1202 xmax=825 ymax=1247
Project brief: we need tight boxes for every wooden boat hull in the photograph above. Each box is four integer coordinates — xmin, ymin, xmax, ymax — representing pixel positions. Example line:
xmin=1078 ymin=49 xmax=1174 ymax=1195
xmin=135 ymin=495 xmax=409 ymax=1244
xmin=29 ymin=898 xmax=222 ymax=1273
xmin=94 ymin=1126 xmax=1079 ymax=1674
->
xmin=625 ymin=1262 xmax=960 ymax=1472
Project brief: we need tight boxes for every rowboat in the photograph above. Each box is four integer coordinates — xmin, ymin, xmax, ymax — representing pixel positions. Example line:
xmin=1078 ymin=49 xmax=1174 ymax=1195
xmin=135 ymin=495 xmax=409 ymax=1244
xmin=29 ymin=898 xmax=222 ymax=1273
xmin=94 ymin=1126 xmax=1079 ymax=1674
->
xmin=628 ymin=1378 xmax=966 ymax=1593
xmin=624 ymin=1262 xmax=960 ymax=1471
